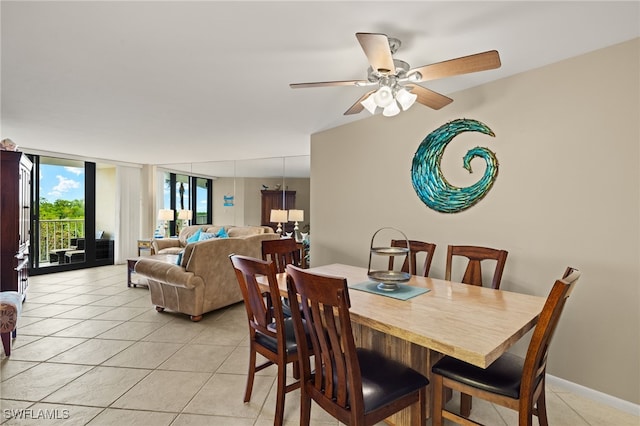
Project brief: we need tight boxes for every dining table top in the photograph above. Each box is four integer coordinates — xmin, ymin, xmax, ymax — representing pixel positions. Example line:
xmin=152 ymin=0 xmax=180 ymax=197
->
xmin=270 ymin=263 xmax=547 ymax=368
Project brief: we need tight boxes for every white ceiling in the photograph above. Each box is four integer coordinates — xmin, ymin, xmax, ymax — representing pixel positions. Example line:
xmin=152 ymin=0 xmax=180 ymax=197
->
xmin=2 ymin=1 xmax=638 ymax=170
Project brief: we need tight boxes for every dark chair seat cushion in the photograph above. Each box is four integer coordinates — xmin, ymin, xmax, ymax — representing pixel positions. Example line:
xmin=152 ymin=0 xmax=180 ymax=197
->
xmin=258 ymin=318 xmax=308 ymax=355
xmin=432 ymin=352 xmax=526 ymax=399
xmin=358 ymin=348 xmax=429 ymax=414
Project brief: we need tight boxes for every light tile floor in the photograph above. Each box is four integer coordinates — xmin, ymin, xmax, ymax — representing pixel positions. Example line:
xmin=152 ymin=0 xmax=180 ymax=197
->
xmin=1 ymin=265 xmax=638 ymax=425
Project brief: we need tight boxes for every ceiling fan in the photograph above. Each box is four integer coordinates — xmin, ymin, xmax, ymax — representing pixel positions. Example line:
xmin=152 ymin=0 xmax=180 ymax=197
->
xmin=290 ymin=32 xmax=501 ymax=117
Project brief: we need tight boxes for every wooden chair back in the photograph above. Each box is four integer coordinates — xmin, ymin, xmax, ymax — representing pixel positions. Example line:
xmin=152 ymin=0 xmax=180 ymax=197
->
xmin=388 ymin=239 xmax=437 ymax=277
xmin=262 ymin=238 xmax=301 ymax=273
xmin=522 ymin=267 xmax=580 ymax=403
xmin=445 ymin=245 xmax=508 ymax=289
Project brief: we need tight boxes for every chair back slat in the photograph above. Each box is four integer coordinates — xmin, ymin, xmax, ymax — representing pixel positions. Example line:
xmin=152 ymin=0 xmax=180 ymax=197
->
xmin=446 ymin=245 xmax=508 ymax=289
xmin=286 ymin=265 xmax=364 ymax=416
xmin=389 ymin=239 xmax=437 ymax=277
xmin=521 ymin=267 xmax=580 ymax=400
xmin=262 ymin=238 xmax=301 ymax=273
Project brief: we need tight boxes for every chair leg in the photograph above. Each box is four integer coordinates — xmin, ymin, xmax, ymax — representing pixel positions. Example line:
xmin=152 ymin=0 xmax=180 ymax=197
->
xmin=431 ymin=374 xmax=444 ymax=426
xmin=244 ymin=346 xmax=257 ymax=402
xmin=460 ymin=392 xmax=472 ymax=417
xmin=417 ymin=386 xmax=427 ymax=426
xmin=1 ymin=332 xmax=10 ymax=356
xmin=518 ymin=404 xmax=533 ymax=426
xmin=292 ymin=360 xmax=300 ymax=379
xmin=299 ymin=389 xmax=311 ymax=426
xmin=274 ymin=362 xmax=287 ymax=426
xmin=536 ymin=389 xmax=549 ymax=426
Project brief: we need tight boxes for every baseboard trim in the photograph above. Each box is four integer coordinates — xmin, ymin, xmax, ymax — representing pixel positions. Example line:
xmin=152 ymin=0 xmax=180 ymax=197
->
xmin=547 ymin=374 xmax=640 ymax=416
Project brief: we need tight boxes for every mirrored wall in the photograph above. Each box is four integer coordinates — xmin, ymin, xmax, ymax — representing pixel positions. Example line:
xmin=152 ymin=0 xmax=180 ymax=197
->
xmin=158 ymin=156 xmax=310 ymax=235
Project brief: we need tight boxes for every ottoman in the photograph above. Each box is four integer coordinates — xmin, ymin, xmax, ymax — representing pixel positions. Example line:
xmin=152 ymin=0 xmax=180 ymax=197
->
xmin=0 ymin=291 xmax=22 ymax=356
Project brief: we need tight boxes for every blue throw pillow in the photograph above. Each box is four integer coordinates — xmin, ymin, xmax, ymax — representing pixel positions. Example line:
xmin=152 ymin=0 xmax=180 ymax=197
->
xmin=215 ymin=228 xmax=228 ymax=238
xmin=176 ymin=251 xmax=184 ymax=265
xmin=198 ymin=232 xmax=216 ymax=241
xmin=186 ymin=229 xmax=202 ymax=243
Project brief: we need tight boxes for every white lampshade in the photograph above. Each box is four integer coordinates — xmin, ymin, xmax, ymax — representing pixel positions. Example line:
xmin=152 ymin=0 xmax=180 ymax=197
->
xmin=178 ymin=209 xmax=192 ymax=220
xmin=158 ymin=209 xmax=174 ymax=221
xmin=396 ymin=88 xmax=417 ymax=111
xmin=382 ymin=101 xmax=401 ymax=117
xmin=361 ymin=94 xmax=378 ymax=114
xmin=373 ymin=86 xmax=394 ymax=108
xmin=270 ymin=209 xmax=288 ymax=223
xmin=288 ymin=209 xmax=304 ymax=222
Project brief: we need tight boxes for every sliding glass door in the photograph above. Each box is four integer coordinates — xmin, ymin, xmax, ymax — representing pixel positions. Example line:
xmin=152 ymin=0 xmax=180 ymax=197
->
xmin=30 ymin=155 xmax=114 ymax=275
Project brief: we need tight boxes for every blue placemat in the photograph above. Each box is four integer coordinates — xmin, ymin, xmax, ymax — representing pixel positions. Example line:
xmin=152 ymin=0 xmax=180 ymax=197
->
xmin=350 ymin=281 xmax=430 ymax=300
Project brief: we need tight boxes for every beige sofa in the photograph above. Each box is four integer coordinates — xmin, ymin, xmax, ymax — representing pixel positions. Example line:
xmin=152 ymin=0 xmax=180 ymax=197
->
xmin=135 ymin=225 xmax=279 ymax=321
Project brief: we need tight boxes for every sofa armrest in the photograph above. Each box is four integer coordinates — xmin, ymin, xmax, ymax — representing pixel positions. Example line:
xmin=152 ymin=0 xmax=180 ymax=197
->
xmin=151 ymin=238 xmax=182 ymax=254
xmin=134 ymin=258 xmax=202 ymax=290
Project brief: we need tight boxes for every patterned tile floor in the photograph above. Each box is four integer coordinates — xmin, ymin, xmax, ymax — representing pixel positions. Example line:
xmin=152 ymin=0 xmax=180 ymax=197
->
xmin=1 ymin=265 xmax=637 ymax=425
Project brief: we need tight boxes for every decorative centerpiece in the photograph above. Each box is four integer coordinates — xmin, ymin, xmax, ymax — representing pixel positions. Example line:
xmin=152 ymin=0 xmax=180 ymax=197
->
xmin=367 ymin=227 xmax=411 ymax=291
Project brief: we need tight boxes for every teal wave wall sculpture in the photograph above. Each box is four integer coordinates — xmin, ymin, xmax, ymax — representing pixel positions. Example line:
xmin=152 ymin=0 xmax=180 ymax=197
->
xmin=411 ymin=118 xmax=499 ymax=213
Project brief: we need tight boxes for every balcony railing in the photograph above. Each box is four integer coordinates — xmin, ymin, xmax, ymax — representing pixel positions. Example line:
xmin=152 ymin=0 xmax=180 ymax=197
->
xmin=38 ymin=219 xmax=85 ymax=263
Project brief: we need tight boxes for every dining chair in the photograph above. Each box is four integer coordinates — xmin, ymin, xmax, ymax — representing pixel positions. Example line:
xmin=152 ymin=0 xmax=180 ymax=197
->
xmin=285 ymin=264 xmax=429 ymax=426
xmin=261 ymin=237 xmax=302 ymax=272
xmin=262 ymin=237 xmax=302 ymax=317
xmin=445 ymin=245 xmax=509 ymax=289
xmin=445 ymin=244 xmax=509 ymax=414
xmin=431 ymin=267 xmax=581 ymax=426
xmin=229 ymin=254 xmax=302 ymax=426
xmin=388 ymin=239 xmax=437 ymax=277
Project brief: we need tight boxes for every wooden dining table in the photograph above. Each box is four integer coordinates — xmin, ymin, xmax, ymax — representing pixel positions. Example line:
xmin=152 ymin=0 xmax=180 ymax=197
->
xmin=266 ymin=263 xmax=546 ymax=425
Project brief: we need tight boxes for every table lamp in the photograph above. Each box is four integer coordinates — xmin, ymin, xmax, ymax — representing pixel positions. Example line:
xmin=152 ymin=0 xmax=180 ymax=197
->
xmin=288 ymin=209 xmax=304 ymax=240
xmin=270 ymin=209 xmax=288 ymax=234
xmin=158 ymin=209 xmax=174 ymax=238
xmin=177 ymin=209 xmax=192 ymax=234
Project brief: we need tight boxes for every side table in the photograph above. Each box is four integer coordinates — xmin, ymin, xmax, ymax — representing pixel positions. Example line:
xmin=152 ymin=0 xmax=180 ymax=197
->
xmin=137 ymin=239 xmax=152 ymax=256
xmin=127 ymin=257 xmax=148 ymax=288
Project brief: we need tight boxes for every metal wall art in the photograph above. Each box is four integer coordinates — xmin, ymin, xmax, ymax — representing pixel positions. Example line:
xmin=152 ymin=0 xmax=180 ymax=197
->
xmin=411 ymin=118 xmax=499 ymax=213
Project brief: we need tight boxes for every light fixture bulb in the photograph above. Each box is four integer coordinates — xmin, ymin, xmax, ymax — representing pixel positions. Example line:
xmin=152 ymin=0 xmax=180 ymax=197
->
xmin=361 ymin=93 xmax=378 ymax=114
xmin=396 ymin=88 xmax=418 ymax=111
xmin=382 ymin=101 xmax=401 ymax=117
xmin=373 ymin=86 xmax=394 ymax=108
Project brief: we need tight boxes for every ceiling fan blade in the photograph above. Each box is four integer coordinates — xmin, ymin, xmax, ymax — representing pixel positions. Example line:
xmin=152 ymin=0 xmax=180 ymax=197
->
xmin=356 ymin=32 xmax=396 ymax=74
xmin=409 ymin=50 xmax=501 ymax=82
xmin=408 ymin=85 xmax=453 ymax=110
xmin=290 ymin=79 xmax=370 ymax=89
xmin=344 ymin=90 xmax=375 ymax=115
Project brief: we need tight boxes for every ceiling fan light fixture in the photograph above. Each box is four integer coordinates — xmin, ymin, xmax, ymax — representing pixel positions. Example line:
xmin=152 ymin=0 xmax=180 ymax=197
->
xmin=373 ymin=86 xmax=394 ymax=108
xmin=382 ymin=101 xmax=401 ymax=117
xmin=361 ymin=94 xmax=378 ymax=114
xmin=396 ymin=88 xmax=417 ymax=111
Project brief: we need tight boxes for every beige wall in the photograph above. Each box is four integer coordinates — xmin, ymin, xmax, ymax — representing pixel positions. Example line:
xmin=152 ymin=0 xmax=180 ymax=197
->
xmin=311 ymin=39 xmax=639 ymax=404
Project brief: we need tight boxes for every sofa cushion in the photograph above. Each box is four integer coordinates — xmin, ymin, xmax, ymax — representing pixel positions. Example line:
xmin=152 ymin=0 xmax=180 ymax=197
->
xmin=187 ymin=229 xmax=202 ymax=243
xmin=157 ymin=246 xmax=185 ymax=255
xmin=198 ymin=232 xmax=217 ymax=241
xmin=227 ymin=227 xmax=262 ymax=237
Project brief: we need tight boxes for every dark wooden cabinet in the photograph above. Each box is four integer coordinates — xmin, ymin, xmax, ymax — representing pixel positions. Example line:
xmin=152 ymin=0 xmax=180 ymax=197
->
xmin=0 ymin=151 xmax=32 ymax=300
xmin=261 ymin=190 xmax=296 ymax=233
